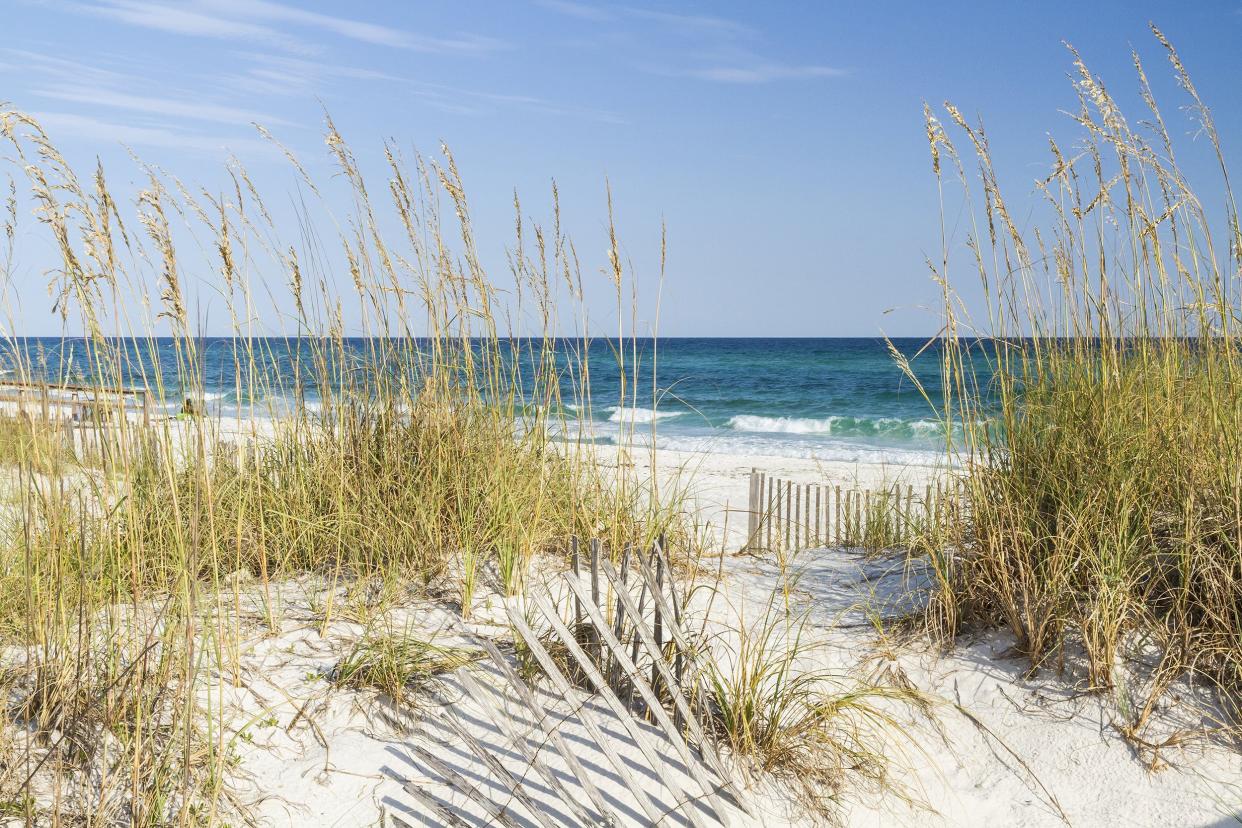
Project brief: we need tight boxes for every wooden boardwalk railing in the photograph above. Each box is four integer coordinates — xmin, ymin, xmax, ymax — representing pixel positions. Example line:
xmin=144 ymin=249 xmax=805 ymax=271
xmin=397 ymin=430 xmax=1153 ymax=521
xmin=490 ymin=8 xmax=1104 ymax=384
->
xmin=0 ymin=379 xmax=155 ymax=429
xmin=0 ymin=380 xmax=168 ymax=468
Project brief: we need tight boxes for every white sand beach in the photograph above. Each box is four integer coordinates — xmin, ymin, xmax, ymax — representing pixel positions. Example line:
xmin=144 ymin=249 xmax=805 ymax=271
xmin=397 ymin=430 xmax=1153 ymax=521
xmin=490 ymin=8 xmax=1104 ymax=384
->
xmin=143 ymin=446 xmax=1238 ymax=828
xmin=6 ymin=5 xmax=1242 ymax=825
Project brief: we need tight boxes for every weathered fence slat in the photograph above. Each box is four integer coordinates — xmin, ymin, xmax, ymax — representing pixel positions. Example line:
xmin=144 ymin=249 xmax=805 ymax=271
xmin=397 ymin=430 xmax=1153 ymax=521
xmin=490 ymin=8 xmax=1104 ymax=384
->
xmin=760 ymin=479 xmax=770 ymax=551
xmin=571 ymin=535 xmax=583 ymax=631
xmin=744 ymin=469 xmax=957 ymax=555
xmin=527 ymin=593 xmax=717 ymax=828
xmin=406 ymin=740 xmax=527 ymax=828
xmin=473 ymin=634 xmax=618 ymax=823
xmin=453 ymin=666 xmax=606 ymax=827
xmin=747 ymin=467 xmax=759 ymax=551
xmin=435 ymin=713 xmax=561 ymax=828
xmin=597 ymin=556 xmax=749 ymax=815
xmin=419 ymin=535 xmax=752 ymax=828
xmin=559 ymin=575 xmax=735 ymax=828
xmin=652 ymin=548 xmax=665 ymax=697
xmin=504 ymin=601 xmax=670 ymax=825
xmin=399 ymin=780 xmax=477 ymax=828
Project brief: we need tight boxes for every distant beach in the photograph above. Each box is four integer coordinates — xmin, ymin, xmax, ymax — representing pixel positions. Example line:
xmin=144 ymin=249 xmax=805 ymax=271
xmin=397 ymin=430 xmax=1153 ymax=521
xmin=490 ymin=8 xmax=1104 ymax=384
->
xmin=3 ymin=336 xmax=959 ymax=467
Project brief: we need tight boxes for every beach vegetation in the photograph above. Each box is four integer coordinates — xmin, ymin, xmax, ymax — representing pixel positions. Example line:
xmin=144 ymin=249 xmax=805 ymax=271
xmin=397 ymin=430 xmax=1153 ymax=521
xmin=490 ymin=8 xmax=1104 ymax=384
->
xmin=330 ymin=628 xmax=476 ymax=705
xmin=0 ymin=106 xmax=687 ymax=822
xmin=914 ymin=26 xmax=1242 ymax=743
xmin=703 ymin=596 xmax=929 ymax=819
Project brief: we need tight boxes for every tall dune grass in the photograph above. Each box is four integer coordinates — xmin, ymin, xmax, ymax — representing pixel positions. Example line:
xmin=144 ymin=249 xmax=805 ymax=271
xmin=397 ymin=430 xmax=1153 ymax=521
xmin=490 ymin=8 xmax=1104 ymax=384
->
xmin=916 ymin=26 xmax=1242 ymax=735
xmin=0 ymin=107 xmax=686 ymax=822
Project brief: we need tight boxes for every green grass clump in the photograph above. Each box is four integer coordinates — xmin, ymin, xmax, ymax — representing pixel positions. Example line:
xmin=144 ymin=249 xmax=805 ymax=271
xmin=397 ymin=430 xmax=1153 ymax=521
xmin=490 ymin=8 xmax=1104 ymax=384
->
xmin=331 ymin=630 xmax=476 ymax=704
xmin=110 ymin=401 xmax=605 ymax=612
xmin=914 ymin=26 xmax=1242 ymax=736
xmin=704 ymin=601 xmax=927 ymax=818
xmin=0 ymin=414 xmax=74 ymax=474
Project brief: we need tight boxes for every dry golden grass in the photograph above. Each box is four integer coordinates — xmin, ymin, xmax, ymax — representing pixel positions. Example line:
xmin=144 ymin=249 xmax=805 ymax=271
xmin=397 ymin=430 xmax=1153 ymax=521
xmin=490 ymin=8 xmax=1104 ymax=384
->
xmin=908 ymin=26 xmax=1242 ymax=746
xmin=0 ymin=105 xmax=691 ymax=823
xmin=703 ymin=595 xmax=931 ymax=821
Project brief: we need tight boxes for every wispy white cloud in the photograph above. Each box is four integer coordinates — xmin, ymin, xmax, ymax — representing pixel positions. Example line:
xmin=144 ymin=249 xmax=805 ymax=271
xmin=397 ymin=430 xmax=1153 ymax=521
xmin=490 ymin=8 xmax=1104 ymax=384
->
xmin=622 ymin=7 xmax=754 ymax=38
xmin=681 ymin=64 xmax=848 ymax=84
xmin=70 ymin=0 xmax=310 ymax=52
xmin=34 ymin=84 xmax=297 ymax=127
xmin=534 ymin=0 xmax=615 ymax=22
xmin=224 ymin=54 xmax=400 ymax=96
xmin=0 ymin=49 xmax=133 ymax=86
xmin=27 ymin=110 xmax=273 ymax=155
xmin=537 ymin=2 xmax=840 ymax=84
xmin=540 ymin=2 xmax=751 ymax=35
xmin=201 ymin=0 xmax=505 ymax=53
xmin=8 ymin=2 xmax=617 ymax=150
xmin=4 ymin=49 xmax=299 ymax=129
xmin=441 ymin=84 xmax=626 ymax=123
xmin=65 ymin=0 xmax=504 ymax=55
xmin=224 ymin=54 xmax=625 ymax=123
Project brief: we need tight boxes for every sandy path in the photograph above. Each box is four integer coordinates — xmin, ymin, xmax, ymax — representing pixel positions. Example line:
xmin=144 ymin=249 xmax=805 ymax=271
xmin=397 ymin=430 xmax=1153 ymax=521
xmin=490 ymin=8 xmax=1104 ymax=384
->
xmin=590 ymin=444 xmax=947 ymax=552
xmin=232 ymin=446 xmax=1241 ymax=827
xmin=647 ymin=449 xmax=1242 ymax=827
xmin=220 ymin=446 xmax=1242 ymax=827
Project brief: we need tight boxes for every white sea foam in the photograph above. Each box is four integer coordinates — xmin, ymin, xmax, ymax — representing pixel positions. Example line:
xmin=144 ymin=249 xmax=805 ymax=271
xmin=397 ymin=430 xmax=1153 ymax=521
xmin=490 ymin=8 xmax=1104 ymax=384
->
xmin=728 ymin=413 xmax=948 ymax=439
xmin=636 ymin=430 xmax=950 ymax=467
xmin=606 ymin=406 xmax=682 ymax=424
xmin=552 ymin=417 xmax=951 ymax=467
xmin=909 ymin=419 xmax=943 ymax=436
xmin=727 ymin=414 xmax=840 ymax=434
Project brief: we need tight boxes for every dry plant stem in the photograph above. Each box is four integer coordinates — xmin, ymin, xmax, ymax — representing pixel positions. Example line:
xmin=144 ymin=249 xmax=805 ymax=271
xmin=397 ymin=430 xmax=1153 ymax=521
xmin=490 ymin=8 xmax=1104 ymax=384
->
xmin=904 ymin=27 xmax=1242 ymax=743
xmin=0 ymin=105 xmax=691 ymax=823
xmin=704 ymin=592 xmax=930 ymax=821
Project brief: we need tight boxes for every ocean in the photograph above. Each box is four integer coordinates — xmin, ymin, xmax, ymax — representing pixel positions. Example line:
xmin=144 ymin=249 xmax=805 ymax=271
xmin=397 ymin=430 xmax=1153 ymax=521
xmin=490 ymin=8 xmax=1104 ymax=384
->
xmin=564 ymin=338 xmax=953 ymax=466
xmin=1 ymin=337 xmax=956 ymax=466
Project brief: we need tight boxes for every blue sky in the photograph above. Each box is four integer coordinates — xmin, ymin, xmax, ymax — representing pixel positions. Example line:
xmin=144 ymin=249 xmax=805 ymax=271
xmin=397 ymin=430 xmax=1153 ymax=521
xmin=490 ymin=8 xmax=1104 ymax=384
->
xmin=2 ymin=1 xmax=1241 ymax=336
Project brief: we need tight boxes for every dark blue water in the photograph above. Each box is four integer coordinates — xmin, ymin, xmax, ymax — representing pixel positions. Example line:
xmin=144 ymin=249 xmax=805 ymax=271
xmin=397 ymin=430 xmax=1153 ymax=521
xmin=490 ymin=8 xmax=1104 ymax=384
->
xmin=0 ymin=337 xmax=955 ymax=464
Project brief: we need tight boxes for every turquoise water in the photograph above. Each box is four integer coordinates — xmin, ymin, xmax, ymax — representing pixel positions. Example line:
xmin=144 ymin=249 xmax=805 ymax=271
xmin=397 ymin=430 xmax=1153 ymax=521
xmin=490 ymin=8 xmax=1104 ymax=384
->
xmin=2 ymin=337 xmax=955 ymax=465
xmin=563 ymin=338 xmax=953 ymax=465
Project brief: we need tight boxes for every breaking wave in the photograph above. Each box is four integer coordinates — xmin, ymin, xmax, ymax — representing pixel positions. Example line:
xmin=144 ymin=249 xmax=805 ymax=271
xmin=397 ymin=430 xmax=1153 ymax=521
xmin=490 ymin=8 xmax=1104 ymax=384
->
xmin=606 ymin=406 xmax=683 ymax=424
xmin=727 ymin=414 xmax=944 ymax=439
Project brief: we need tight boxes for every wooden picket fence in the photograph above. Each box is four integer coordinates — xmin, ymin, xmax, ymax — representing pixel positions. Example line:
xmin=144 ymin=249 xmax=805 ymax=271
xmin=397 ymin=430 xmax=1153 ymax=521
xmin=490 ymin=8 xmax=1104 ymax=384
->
xmin=745 ymin=468 xmax=964 ymax=554
xmin=407 ymin=537 xmax=750 ymax=827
